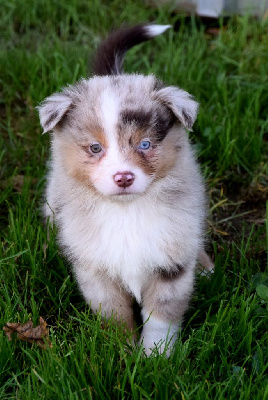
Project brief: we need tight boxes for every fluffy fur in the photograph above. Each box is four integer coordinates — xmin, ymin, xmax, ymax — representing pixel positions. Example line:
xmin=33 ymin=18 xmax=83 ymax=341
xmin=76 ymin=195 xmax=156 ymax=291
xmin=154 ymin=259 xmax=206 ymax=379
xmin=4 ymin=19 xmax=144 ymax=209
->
xmin=38 ymin=24 xmax=211 ymax=356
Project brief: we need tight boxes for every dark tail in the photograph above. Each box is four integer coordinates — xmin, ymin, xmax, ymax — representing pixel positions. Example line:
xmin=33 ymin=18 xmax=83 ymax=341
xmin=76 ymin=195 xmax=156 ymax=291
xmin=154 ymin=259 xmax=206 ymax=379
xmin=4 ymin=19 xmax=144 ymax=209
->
xmin=92 ymin=23 xmax=171 ymax=76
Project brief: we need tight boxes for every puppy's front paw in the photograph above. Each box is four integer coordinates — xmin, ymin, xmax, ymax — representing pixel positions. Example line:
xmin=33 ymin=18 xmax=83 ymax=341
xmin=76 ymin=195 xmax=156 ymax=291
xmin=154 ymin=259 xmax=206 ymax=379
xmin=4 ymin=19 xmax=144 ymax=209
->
xmin=139 ymin=313 xmax=179 ymax=357
xmin=197 ymin=250 xmax=214 ymax=274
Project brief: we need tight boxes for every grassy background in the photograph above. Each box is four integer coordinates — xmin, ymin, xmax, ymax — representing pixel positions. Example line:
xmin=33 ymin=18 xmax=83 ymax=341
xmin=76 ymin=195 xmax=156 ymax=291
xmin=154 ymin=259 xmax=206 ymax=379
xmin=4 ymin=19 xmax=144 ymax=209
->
xmin=0 ymin=0 xmax=267 ymax=398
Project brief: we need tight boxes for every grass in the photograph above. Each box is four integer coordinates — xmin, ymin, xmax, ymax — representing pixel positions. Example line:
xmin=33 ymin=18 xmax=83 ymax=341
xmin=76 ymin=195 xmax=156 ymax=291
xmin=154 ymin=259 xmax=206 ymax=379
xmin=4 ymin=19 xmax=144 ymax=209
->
xmin=0 ymin=0 xmax=267 ymax=398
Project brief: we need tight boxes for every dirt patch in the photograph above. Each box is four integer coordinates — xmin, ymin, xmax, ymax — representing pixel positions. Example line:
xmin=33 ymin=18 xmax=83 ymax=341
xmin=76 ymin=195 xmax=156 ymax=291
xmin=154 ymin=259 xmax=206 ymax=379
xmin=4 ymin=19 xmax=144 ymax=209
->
xmin=208 ymin=176 xmax=267 ymax=269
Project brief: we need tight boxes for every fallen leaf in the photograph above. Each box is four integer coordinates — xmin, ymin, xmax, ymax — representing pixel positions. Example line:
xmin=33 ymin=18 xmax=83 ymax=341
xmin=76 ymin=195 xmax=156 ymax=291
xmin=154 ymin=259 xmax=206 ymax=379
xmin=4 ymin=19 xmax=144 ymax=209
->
xmin=3 ymin=317 xmax=52 ymax=349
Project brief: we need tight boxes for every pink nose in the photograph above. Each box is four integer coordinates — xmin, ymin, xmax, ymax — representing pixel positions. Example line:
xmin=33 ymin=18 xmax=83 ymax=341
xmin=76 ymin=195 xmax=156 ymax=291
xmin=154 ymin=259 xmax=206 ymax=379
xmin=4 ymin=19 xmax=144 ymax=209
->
xmin=113 ymin=171 xmax=135 ymax=188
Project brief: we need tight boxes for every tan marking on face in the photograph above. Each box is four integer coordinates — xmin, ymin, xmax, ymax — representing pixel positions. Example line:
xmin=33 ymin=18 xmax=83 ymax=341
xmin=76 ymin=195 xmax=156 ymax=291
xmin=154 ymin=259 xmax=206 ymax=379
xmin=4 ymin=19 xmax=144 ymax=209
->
xmin=57 ymin=138 xmax=102 ymax=193
xmin=67 ymin=120 xmax=109 ymax=150
xmin=127 ymin=148 xmax=156 ymax=176
xmin=153 ymin=130 xmax=179 ymax=179
xmin=116 ymin=126 xmax=155 ymax=176
xmin=118 ymin=127 xmax=179 ymax=179
xmin=85 ymin=126 xmax=108 ymax=150
xmin=117 ymin=113 xmax=179 ymax=180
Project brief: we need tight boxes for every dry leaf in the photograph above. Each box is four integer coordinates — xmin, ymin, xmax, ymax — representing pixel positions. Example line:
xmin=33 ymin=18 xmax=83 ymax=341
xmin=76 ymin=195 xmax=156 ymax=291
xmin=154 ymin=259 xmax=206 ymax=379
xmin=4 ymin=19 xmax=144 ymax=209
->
xmin=3 ymin=317 xmax=52 ymax=349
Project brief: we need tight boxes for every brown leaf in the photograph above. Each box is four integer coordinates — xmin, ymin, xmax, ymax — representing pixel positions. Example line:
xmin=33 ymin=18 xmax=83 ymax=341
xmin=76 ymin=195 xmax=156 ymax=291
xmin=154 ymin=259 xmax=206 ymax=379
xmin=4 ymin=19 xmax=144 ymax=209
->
xmin=3 ymin=317 xmax=52 ymax=349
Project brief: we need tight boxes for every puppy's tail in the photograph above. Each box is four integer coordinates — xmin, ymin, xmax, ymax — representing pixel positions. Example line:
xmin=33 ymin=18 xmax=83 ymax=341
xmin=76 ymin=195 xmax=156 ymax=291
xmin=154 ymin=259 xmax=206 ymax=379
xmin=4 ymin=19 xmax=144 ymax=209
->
xmin=92 ymin=24 xmax=171 ymax=76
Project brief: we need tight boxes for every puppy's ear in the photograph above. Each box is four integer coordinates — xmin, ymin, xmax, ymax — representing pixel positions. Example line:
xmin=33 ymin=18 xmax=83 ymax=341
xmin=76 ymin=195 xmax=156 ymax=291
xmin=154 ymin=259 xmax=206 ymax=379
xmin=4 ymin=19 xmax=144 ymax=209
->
xmin=37 ymin=93 xmax=73 ymax=133
xmin=154 ymin=86 xmax=199 ymax=131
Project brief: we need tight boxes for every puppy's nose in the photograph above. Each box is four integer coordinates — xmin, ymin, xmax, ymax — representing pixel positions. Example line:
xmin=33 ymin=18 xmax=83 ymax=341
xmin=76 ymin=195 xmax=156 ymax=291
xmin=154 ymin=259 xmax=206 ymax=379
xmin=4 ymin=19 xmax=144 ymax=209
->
xmin=113 ymin=172 xmax=135 ymax=188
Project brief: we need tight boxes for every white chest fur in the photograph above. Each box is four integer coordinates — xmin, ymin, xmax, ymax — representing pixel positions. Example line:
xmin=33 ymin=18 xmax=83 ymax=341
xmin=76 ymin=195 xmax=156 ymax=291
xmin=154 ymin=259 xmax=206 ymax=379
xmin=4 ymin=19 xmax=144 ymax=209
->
xmin=54 ymin=181 xmax=201 ymax=301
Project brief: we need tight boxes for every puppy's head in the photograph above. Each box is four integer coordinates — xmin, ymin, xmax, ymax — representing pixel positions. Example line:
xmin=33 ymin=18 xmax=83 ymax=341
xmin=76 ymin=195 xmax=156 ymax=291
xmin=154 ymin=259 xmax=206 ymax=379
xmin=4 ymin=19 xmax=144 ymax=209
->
xmin=38 ymin=75 xmax=198 ymax=199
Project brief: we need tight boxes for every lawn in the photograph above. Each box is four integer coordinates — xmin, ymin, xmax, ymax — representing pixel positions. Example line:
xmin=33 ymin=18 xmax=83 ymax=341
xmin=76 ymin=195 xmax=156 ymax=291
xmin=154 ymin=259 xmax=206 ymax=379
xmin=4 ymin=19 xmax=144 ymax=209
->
xmin=0 ymin=0 xmax=267 ymax=399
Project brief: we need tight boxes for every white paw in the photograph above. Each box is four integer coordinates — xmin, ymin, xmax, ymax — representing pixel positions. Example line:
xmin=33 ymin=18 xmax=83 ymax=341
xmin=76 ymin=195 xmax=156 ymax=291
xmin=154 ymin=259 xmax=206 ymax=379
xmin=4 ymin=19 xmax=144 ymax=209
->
xmin=198 ymin=267 xmax=215 ymax=276
xmin=139 ymin=313 xmax=179 ymax=357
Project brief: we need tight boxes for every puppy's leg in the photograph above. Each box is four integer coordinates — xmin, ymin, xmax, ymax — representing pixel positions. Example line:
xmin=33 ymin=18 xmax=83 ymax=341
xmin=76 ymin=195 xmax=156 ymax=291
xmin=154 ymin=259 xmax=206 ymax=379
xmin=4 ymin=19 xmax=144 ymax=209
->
xmin=140 ymin=266 xmax=194 ymax=356
xmin=76 ymin=271 xmax=135 ymax=332
xmin=197 ymin=249 xmax=214 ymax=273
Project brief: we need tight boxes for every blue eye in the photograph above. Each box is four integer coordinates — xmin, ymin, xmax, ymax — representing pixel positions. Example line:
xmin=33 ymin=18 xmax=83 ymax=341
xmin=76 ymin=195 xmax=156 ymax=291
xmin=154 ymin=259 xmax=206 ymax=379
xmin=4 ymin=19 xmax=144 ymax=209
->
xmin=139 ymin=140 xmax=151 ymax=150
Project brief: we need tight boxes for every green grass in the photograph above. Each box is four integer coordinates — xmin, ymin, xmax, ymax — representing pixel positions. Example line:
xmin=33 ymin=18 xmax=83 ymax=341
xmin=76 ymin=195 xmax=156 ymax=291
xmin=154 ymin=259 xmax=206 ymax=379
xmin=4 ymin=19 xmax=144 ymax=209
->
xmin=0 ymin=0 xmax=267 ymax=398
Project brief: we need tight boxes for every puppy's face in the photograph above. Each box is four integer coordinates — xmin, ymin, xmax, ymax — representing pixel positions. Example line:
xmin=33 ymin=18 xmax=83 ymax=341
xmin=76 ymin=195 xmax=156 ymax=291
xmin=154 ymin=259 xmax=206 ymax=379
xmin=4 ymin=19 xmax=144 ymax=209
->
xmin=38 ymin=75 xmax=198 ymax=199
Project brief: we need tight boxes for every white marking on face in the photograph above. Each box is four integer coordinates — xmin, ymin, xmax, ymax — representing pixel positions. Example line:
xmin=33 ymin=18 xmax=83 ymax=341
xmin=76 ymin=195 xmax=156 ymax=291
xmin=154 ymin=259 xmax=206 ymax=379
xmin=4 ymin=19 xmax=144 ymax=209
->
xmin=99 ymin=89 xmax=119 ymax=144
xmin=90 ymin=89 xmax=154 ymax=197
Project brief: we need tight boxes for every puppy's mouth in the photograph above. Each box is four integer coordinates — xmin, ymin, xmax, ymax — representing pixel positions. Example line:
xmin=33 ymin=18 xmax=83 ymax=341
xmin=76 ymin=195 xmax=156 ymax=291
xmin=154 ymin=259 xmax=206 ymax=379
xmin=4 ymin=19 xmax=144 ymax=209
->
xmin=116 ymin=191 xmax=132 ymax=195
xmin=110 ymin=190 xmax=141 ymax=201
xmin=115 ymin=191 xmax=138 ymax=197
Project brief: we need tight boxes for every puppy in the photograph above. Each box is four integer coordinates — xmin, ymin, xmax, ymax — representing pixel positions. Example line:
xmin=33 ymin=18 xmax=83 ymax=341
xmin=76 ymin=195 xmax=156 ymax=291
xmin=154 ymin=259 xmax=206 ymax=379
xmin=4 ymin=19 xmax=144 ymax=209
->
xmin=38 ymin=24 xmax=211 ymax=356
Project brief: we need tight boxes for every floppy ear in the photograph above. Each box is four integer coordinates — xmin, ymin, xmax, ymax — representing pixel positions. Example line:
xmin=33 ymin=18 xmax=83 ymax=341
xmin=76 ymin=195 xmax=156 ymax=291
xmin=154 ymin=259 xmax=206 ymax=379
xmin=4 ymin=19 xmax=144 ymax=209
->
xmin=36 ymin=92 xmax=73 ymax=133
xmin=154 ymin=86 xmax=199 ymax=131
